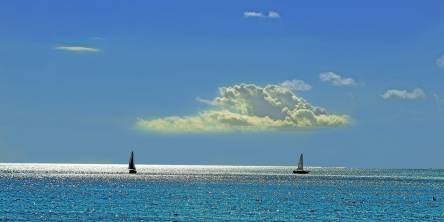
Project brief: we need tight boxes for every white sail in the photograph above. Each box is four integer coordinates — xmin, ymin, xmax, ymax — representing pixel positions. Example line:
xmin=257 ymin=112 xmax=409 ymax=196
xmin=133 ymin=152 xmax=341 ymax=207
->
xmin=297 ymin=154 xmax=303 ymax=170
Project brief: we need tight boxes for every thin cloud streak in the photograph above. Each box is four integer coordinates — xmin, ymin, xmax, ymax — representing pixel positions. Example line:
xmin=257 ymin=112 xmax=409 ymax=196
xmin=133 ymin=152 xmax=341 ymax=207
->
xmin=195 ymin=97 xmax=216 ymax=106
xmin=55 ymin=46 xmax=100 ymax=53
xmin=244 ymin=11 xmax=280 ymax=19
xmin=244 ymin=11 xmax=264 ymax=18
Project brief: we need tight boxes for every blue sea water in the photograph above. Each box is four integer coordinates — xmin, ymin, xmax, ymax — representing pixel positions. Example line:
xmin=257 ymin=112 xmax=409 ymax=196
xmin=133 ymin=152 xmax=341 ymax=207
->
xmin=0 ymin=164 xmax=443 ymax=221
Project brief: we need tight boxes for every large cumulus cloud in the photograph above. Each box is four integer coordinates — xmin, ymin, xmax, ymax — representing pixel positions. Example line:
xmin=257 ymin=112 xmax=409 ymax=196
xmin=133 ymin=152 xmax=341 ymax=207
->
xmin=136 ymin=83 xmax=348 ymax=133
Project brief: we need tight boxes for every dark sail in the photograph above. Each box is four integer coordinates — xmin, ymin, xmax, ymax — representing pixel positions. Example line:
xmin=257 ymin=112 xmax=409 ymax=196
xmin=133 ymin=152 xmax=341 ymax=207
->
xmin=128 ymin=151 xmax=137 ymax=174
xmin=297 ymin=154 xmax=304 ymax=170
xmin=293 ymin=153 xmax=309 ymax=174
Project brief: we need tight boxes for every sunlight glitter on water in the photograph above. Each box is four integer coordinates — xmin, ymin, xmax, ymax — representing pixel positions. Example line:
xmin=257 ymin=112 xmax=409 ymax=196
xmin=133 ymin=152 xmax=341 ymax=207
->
xmin=0 ymin=164 xmax=443 ymax=221
xmin=0 ymin=163 xmax=443 ymax=181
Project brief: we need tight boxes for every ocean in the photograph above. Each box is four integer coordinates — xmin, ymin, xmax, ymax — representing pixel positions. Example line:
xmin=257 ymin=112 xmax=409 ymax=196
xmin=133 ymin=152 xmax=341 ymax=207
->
xmin=0 ymin=164 xmax=443 ymax=221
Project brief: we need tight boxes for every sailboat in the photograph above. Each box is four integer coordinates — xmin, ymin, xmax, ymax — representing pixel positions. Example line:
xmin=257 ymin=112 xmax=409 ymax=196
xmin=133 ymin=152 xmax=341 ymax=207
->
xmin=128 ymin=151 xmax=137 ymax=174
xmin=293 ymin=153 xmax=309 ymax=174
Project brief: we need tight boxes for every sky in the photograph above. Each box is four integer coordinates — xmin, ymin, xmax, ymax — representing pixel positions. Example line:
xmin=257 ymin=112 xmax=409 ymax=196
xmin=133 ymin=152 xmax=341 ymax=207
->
xmin=1 ymin=0 xmax=444 ymax=168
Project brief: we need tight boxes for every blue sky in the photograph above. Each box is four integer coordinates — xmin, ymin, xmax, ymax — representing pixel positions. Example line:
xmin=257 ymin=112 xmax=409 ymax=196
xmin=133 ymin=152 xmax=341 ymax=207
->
xmin=1 ymin=1 xmax=444 ymax=168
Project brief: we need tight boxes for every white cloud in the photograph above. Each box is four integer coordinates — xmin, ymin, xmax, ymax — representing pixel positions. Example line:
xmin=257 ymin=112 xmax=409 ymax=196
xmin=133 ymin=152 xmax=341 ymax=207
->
xmin=55 ymin=46 xmax=100 ymax=53
xmin=244 ymin=11 xmax=280 ymax=19
xmin=244 ymin=11 xmax=265 ymax=18
xmin=436 ymin=54 xmax=444 ymax=69
xmin=320 ymin=72 xmax=357 ymax=86
xmin=136 ymin=83 xmax=348 ymax=133
xmin=382 ymin=88 xmax=425 ymax=100
xmin=280 ymin=80 xmax=312 ymax=92
xmin=267 ymin=11 xmax=280 ymax=18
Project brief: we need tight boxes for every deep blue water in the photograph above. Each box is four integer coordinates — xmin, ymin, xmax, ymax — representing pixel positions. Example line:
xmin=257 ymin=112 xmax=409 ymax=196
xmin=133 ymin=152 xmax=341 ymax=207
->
xmin=0 ymin=164 xmax=443 ymax=221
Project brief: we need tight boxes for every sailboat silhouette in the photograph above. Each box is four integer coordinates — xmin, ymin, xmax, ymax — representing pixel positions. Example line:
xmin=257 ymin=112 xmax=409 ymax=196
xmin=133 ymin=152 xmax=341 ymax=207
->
xmin=128 ymin=151 xmax=137 ymax=174
xmin=293 ymin=153 xmax=310 ymax=174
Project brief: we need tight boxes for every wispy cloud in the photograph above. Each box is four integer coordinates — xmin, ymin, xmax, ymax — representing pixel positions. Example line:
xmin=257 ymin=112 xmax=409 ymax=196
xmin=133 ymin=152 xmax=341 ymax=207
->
xmin=195 ymin=97 xmax=216 ymax=106
xmin=267 ymin=11 xmax=280 ymax=18
xmin=320 ymin=72 xmax=357 ymax=86
xmin=244 ymin=11 xmax=280 ymax=19
xmin=382 ymin=88 xmax=425 ymax=100
xmin=136 ymin=83 xmax=348 ymax=133
xmin=244 ymin=11 xmax=264 ymax=18
xmin=55 ymin=46 xmax=100 ymax=53
xmin=436 ymin=54 xmax=444 ymax=69
xmin=280 ymin=80 xmax=312 ymax=92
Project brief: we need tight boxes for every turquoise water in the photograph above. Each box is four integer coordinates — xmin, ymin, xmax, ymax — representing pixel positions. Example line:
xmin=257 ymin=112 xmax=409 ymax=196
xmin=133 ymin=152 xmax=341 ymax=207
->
xmin=0 ymin=164 xmax=443 ymax=221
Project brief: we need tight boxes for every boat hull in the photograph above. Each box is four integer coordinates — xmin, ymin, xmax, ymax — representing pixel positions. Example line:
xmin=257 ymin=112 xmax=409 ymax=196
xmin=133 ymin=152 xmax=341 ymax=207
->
xmin=293 ymin=170 xmax=310 ymax=174
xmin=129 ymin=169 xmax=137 ymax=174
